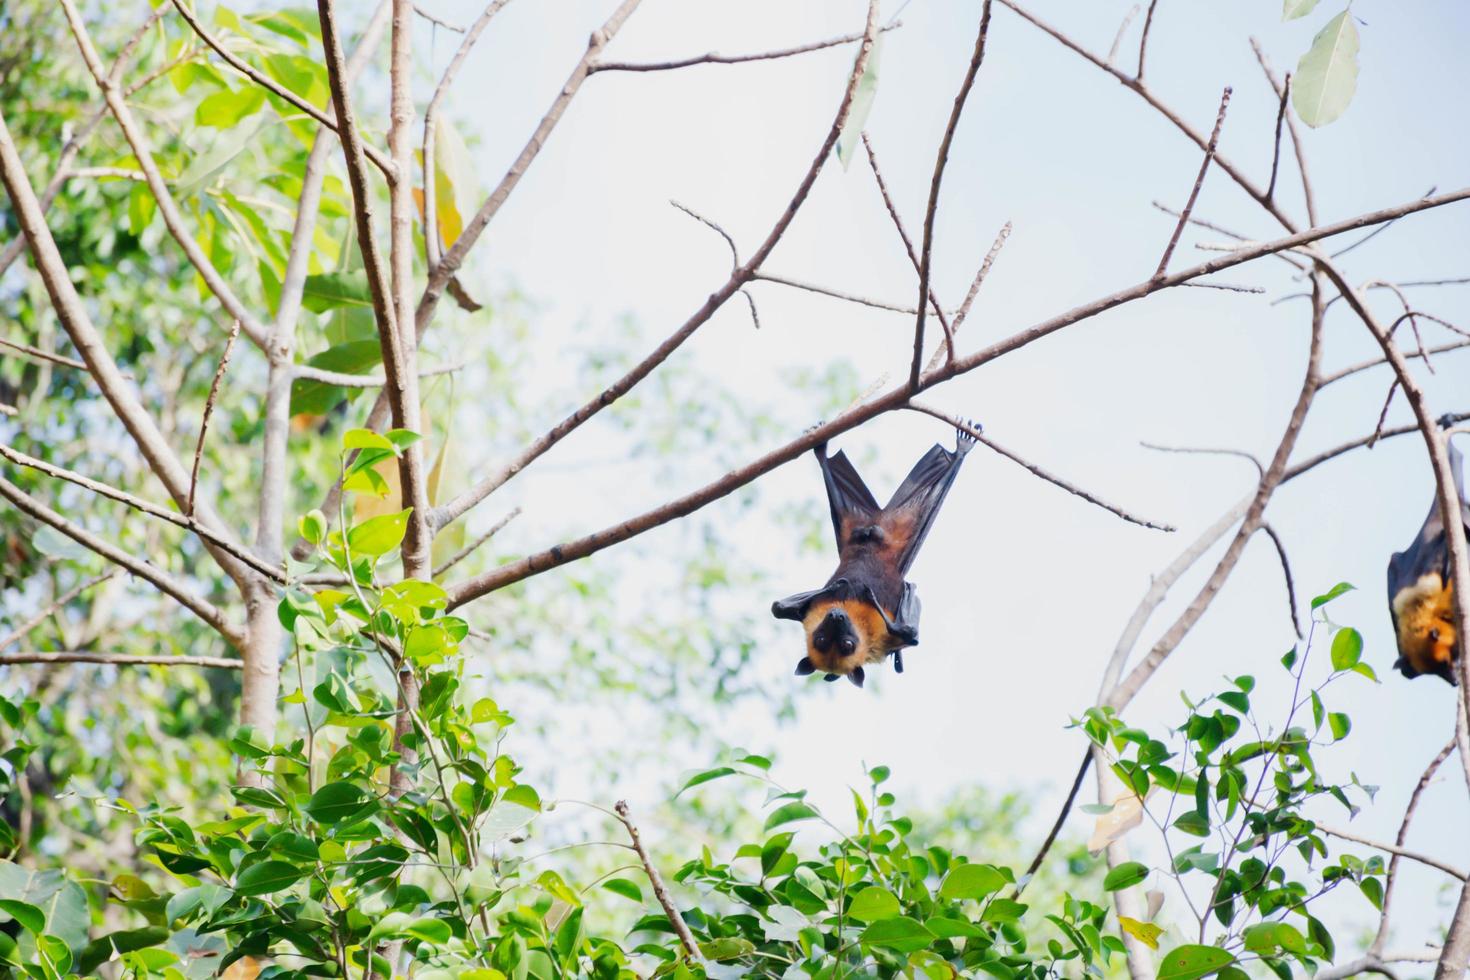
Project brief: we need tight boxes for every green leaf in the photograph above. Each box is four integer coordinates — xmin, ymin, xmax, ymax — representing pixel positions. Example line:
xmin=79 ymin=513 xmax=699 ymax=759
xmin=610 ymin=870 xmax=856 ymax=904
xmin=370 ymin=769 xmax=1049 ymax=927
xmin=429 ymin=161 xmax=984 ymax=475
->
xmin=305 ymin=781 xmax=374 ymax=824
xmin=764 ymin=801 xmax=818 ymax=831
xmin=1311 ymin=690 xmax=1325 ymax=729
xmin=234 ymin=860 xmax=305 ymax=896
xmin=1359 ymin=876 xmax=1384 ymax=910
xmin=676 ymin=767 xmax=735 ymax=796
xmin=344 ymin=429 xmax=397 ymax=453
xmin=847 ymin=886 xmax=901 ymax=922
xmin=0 ymin=900 xmax=43 ymax=935
xmin=699 ymin=937 xmax=755 ymax=962
xmin=1310 ymin=581 xmax=1355 ymax=608
xmin=601 ymin=879 xmax=642 ymax=902
xmin=1118 ymin=916 xmax=1163 ymax=951
xmin=1328 ymin=712 xmax=1351 ymax=739
xmin=1103 ymin=861 xmax=1149 ymax=891
xmin=303 ymin=271 xmax=373 ymax=312
xmin=406 ymin=917 xmax=452 ymax=945
xmin=937 ymin=863 xmax=1006 ymax=901
xmin=1330 ymin=627 xmax=1363 ymax=670
xmin=835 ymin=35 xmax=882 ymax=168
xmin=299 ymin=509 xmax=327 ymax=544
xmin=1172 ymin=811 xmax=1210 ymax=837
xmin=347 ymin=509 xmax=412 ymax=557
xmin=1283 ymin=0 xmax=1321 ymax=19
xmin=1294 ymin=10 xmax=1359 ymax=128
xmin=980 ymin=898 xmax=1027 ymax=924
xmin=1157 ymin=944 xmax=1235 ymax=980
xmin=1243 ymin=922 xmax=1308 ymax=955
xmin=76 ymin=927 xmax=170 ymax=974
xmin=860 ymin=915 xmax=934 ymax=954
xmin=195 ymin=86 xmax=266 ymax=128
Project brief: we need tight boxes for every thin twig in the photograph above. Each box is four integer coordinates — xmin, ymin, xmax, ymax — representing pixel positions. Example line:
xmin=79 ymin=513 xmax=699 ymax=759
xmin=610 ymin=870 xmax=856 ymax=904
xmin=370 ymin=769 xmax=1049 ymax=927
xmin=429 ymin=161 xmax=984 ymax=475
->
xmin=1320 ymin=339 xmax=1470 ymax=389
xmin=1181 ymin=279 xmax=1263 ymax=294
xmin=413 ymin=3 xmax=467 ymax=32
xmin=909 ymin=404 xmax=1174 ymax=531
xmin=292 ymin=357 xmax=469 ymax=387
xmin=591 ymin=22 xmax=902 ymax=73
xmin=1259 ymin=522 xmax=1302 ymax=638
xmin=1140 ymin=441 xmax=1263 ymax=478
xmin=614 ymin=801 xmax=702 ymax=962
xmin=753 ymin=272 xmax=926 ymax=316
xmin=911 ymin=0 xmax=992 ymax=385
xmin=1250 ymin=38 xmax=1316 ymax=226
xmin=0 ymin=444 xmax=287 ymax=583
xmin=1018 ymin=747 xmax=1093 ymax=889
xmin=1368 ymin=380 xmax=1399 ymax=449
xmin=1265 ymin=73 xmax=1290 ymax=202
xmin=1318 ymin=825 xmax=1467 ymax=882
xmin=189 ymin=320 xmax=239 ymax=517
xmin=0 ymin=337 xmax=89 ymax=372
xmin=861 ymin=132 xmax=954 ymax=342
xmin=1106 ymin=5 xmax=1141 ymax=67
xmin=1135 ymin=0 xmax=1159 ymax=80
xmin=0 ymin=572 xmax=114 ymax=653
xmin=1154 ymin=86 xmax=1231 ymax=279
xmin=671 ymin=201 xmax=739 ymax=272
xmin=925 ymin=220 xmax=1012 ymax=373
xmin=432 ymin=508 xmax=521 ymax=577
xmin=0 ymin=651 xmax=244 ymax=669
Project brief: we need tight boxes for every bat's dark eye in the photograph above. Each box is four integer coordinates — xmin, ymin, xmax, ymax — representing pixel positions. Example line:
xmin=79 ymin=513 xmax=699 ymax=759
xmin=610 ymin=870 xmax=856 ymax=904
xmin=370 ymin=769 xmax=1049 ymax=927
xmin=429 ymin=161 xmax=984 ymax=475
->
xmin=840 ymin=637 xmax=857 ymax=656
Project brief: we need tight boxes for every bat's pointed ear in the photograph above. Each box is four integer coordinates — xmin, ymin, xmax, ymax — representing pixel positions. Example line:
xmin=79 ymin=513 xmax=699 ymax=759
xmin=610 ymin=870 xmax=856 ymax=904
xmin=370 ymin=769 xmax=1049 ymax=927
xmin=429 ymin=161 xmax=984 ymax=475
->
xmin=848 ymin=667 xmax=865 ymax=688
xmin=795 ymin=657 xmax=816 ymax=676
xmin=1393 ymin=655 xmax=1413 ymax=678
xmin=823 ymin=673 xmax=839 ymax=682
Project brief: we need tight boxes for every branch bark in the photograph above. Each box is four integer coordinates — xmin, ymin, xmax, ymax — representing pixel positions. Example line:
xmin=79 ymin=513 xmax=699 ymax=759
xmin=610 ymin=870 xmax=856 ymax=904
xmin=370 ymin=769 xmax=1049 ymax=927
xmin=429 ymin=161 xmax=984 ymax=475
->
xmin=0 ymin=651 xmax=243 ymax=670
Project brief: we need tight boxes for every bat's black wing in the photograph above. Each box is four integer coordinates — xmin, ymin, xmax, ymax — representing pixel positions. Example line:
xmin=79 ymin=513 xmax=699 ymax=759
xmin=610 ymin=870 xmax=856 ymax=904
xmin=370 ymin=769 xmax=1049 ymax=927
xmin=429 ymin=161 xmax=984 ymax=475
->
xmin=1389 ymin=439 xmax=1470 ymax=597
xmin=817 ymin=446 xmax=880 ymax=549
xmin=883 ymin=427 xmax=977 ymax=576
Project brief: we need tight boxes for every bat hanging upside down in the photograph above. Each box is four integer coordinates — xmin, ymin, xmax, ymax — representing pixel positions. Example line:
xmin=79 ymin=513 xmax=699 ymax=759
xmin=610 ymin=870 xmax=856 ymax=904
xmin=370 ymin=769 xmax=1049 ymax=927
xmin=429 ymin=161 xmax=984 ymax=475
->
xmin=1387 ymin=425 xmax=1469 ymax=686
xmin=772 ymin=423 xmax=977 ymax=687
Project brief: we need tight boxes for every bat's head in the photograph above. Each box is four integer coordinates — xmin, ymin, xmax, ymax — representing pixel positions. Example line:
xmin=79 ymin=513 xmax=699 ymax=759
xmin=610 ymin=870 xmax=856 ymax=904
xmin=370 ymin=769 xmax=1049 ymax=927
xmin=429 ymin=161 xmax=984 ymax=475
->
xmin=795 ymin=599 xmax=887 ymax=686
xmin=1391 ymin=573 xmax=1459 ymax=685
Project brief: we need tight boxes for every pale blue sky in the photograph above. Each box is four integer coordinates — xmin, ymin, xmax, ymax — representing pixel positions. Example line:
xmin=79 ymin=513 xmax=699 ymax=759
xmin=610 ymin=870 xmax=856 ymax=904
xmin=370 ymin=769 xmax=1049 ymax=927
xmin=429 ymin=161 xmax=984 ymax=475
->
xmin=407 ymin=0 xmax=1470 ymax=951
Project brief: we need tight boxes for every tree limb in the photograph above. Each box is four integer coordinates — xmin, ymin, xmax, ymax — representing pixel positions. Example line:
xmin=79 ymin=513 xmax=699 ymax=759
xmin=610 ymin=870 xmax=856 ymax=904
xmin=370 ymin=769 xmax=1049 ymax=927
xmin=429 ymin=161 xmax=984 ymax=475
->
xmin=0 ymin=651 xmax=244 ymax=670
xmin=0 ymin=572 xmax=114 ymax=653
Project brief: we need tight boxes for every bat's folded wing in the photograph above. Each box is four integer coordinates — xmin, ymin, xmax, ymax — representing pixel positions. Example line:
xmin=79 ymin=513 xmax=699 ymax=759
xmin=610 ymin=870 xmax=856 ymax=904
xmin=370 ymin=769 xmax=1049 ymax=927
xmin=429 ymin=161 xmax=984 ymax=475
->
xmin=771 ymin=584 xmax=839 ymax=621
xmin=819 ymin=448 xmax=880 ymax=547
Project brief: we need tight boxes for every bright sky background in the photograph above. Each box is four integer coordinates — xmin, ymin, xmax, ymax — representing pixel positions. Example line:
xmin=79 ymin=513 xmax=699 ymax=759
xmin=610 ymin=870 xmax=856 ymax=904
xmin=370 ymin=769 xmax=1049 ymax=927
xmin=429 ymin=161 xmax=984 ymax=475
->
xmin=401 ymin=0 xmax=1470 ymax=950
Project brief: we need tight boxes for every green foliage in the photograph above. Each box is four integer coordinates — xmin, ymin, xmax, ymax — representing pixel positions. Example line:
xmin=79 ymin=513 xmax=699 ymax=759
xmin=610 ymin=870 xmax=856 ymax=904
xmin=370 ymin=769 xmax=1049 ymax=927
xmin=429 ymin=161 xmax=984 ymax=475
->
xmin=1291 ymin=9 xmax=1360 ymax=127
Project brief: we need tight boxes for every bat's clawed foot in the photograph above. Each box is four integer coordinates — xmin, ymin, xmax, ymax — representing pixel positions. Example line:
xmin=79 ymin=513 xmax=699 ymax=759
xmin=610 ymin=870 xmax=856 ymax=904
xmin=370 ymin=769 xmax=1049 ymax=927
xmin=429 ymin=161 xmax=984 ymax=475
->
xmin=955 ymin=419 xmax=982 ymax=451
xmin=1437 ymin=413 xmax=1460 ymax=432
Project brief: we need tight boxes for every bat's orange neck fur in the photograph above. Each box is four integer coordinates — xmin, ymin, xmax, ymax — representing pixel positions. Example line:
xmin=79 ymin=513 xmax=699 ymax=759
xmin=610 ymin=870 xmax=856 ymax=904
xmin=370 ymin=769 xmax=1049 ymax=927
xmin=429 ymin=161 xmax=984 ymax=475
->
xmin=803 ymin=598 xmax=899 ymax=675
xmin=1393 ymin=572 xmax=1458 ymax=675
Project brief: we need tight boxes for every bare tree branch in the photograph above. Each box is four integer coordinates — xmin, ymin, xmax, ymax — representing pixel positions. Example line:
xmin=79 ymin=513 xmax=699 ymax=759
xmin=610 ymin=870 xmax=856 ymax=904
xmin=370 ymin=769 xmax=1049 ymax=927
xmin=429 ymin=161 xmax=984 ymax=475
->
xmin=55 ymin=0 xmax=271 ymax=350
xmin=0 ymin=444 xmax=286 ymax=584
xmin=189 ymin=320 xmax=239 ymax=518
xmin=1319 ymin=339 xmax=1470 ymax=389
xmin=860 ymin=132 xmax=954 ymax=355
xmin=911 ymin=0 xmax=992 ymax=385
xmin=292 ymin=358 xmax=470 ymax=387
xmin=430 ymin=2 xmax=885 ymax=532
xmin=1106 ymin=5 xmax=1141 ymax=67
xmin=1154 ymin=86 xmax=1230 ymax=279
xmin=1250 ymin=39 xmax=1317 ymax=225
xmin=0 ymin=651 xmax=244 ymax=670
xmin=1373 ymin=739 xmax=1457 ymax=955
xmin=614 ymin=801 xmax=702 ymax=964
xmin=1317 ymin=825 xmax=1467 ymax=882
xmin=0 ymin=105 xmax=258 ymax=591
xmin=445 ymin=188 xmax=1470 ymax=609
xmin=908 ymin=404 xmax=1175 ymax=531
xmin=0 ymin=477 xmax=243 ymax=647
xmin=590 ymin=22 xmax=902 ymax=73
xmin=0 ymin=337 xmax=89 ymax=373
xmin=752 ymin=271 xmax=928 ymax=316
xmin=415 ymin=0 xmax=646 ymax=335
xmin=1135 ymin=0 xmax=1160 ymax=80
xmin=0 ymin=572 xmax=114 ymax=653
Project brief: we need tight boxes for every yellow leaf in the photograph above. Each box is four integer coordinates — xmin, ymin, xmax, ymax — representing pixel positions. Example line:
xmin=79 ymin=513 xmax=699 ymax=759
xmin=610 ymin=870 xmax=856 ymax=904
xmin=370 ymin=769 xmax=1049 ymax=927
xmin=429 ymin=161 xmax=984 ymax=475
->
xmin=221 ymin=956 xmax=261 ymax=980
xmin=1118 ymin=916 xmax=1163 ymax=951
